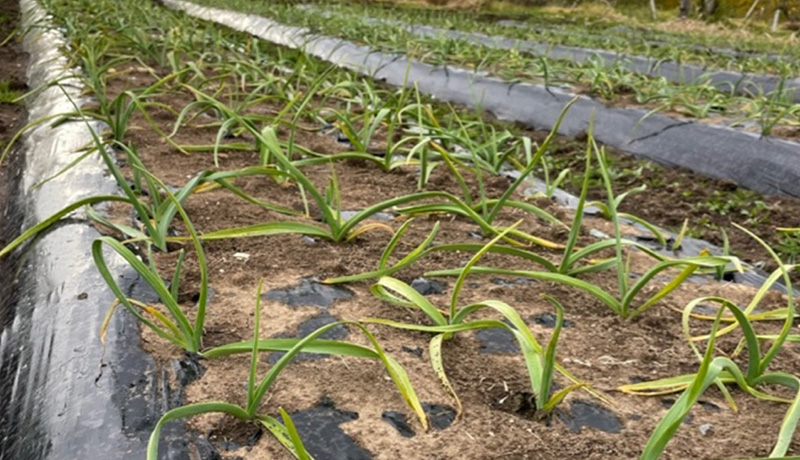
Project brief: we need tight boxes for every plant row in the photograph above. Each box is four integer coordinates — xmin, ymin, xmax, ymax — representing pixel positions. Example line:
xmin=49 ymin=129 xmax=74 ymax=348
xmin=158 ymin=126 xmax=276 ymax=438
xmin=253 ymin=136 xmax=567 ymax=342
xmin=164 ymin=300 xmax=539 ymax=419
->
xmin=185 ymin=0 xmax=800 ymax=138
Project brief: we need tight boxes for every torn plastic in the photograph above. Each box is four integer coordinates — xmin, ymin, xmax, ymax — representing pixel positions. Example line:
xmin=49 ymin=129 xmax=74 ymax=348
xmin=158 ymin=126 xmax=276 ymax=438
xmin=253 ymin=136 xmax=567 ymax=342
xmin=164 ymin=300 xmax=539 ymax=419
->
xmin=0 ymin=1 xmax=189 ymax=458
xmin=162 ymin=0 xmax=800 ymax=199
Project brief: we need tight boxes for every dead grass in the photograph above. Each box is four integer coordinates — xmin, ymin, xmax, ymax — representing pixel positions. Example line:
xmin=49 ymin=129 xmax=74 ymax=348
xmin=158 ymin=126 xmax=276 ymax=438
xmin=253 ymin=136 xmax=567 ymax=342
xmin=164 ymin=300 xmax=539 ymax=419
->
xmin=369 ymin=0 xmax=488 ymax=8
xmin=366 ymin=0 xmax=799 ymax=43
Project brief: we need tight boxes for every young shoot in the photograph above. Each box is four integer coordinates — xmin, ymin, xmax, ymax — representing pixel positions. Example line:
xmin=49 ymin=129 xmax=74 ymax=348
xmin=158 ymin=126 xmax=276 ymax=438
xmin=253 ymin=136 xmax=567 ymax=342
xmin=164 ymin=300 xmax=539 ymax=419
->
xmin=147 ymin=280 xmax=428 ymax=459
xmin=364 ymin=222 xmax=593 ymax=417
xmin=622 ymin=226 xmax=800 ymax=459
xmin=424 ymin=129 xmax=741 ymax=318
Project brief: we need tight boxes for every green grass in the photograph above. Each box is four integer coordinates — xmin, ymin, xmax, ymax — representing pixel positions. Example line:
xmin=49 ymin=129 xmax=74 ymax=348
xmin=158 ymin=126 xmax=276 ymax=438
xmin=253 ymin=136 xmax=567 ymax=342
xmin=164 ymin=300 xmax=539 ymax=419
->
xmin=0 ymin=79 xmax=22 ymax=104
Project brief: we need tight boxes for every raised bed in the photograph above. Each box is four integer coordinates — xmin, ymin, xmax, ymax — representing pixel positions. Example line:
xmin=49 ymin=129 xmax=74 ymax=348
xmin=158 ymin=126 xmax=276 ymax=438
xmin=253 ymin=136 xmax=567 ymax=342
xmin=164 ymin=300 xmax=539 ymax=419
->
xmin=298 ymin=4 xmax=800 ymax=102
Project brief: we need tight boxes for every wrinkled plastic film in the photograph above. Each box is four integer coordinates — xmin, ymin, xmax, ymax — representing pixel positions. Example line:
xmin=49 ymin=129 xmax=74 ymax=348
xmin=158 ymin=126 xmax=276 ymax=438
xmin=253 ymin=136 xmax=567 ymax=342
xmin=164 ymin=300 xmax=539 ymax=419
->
xmin=0 ymin=1 xmax=183 ymax=459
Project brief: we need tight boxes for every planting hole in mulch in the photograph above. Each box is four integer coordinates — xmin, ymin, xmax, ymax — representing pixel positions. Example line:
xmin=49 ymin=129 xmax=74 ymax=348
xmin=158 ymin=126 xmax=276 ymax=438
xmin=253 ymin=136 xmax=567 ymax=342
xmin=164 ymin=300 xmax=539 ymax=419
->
xmin=207 ymin=417 xmax=264 ymax=453
xmin=422 ymin=403 xmax=457 ymax=430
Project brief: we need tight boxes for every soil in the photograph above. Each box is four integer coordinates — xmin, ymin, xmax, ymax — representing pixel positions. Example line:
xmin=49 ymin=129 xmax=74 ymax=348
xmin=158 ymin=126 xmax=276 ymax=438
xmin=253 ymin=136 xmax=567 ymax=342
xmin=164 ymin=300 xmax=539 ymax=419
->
xmin=0 ymin=0 xmax=28 ymax=250
xmin=96 ymin=56 xmax=800 ymax=460
xmin=0 ymin=0 xmax=29 ymax=332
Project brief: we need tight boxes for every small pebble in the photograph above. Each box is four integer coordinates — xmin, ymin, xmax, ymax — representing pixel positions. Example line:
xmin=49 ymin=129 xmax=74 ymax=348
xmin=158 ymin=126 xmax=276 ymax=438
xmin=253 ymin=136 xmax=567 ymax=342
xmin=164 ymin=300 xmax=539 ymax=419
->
xmin=410 ymin=277 xmax=447 ymax=296
xmin=589 ymin=229 xmax=609 ymax=239
xmin=468 ymin=231 xmax=484 ymax=240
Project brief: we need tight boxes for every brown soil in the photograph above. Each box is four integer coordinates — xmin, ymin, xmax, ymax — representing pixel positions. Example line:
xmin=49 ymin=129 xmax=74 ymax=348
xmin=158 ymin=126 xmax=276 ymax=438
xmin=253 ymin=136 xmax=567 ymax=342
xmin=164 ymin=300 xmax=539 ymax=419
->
xmin=0 ymin=0 xmax=29 ymax=334
xmin=97 ymin=59 xmax=800 ymax=460
xmin=0 ymin=0 xmax=28 ymax=249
